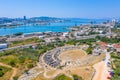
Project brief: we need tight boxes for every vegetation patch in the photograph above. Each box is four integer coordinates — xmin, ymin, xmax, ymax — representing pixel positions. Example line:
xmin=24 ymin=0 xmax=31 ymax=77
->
xmin=54 ymin=74 xmax=72 ymax=80
xmin=0 ymin=66 xmax=11 ymax=77
xmin=9 ymin=37 xmax=42 ymax=47
xmin=111 ymin=53 xmax=120 ymax=80
xmin=73 ymin=75 xmax=83 ymax=80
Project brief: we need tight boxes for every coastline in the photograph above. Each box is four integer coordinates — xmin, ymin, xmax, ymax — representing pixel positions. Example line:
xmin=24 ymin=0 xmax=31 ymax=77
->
xmin=0 ymin=19 xmax=105 ymax=36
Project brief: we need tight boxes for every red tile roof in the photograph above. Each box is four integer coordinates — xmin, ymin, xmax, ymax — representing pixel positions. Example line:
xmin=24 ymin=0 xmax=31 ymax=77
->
xmin=33 ymin=43 xmax=38 ymax=47
xmin=99 ymin=42 xmax=107 ymax=46
xmin=113 ymin=44 xmax=120 ymax=48
xmin=98 ymin=42 xmax=107 ymax=49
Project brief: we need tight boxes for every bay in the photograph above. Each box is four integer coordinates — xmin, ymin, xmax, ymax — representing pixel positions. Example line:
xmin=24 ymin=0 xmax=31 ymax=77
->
xmin=0 ymin=19 xmax=107 ymax=36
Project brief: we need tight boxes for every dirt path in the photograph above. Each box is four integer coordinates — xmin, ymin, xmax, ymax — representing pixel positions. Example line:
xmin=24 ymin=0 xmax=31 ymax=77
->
xmin=93 ymin=51 xmax=111 ymax=80
xmin=0 ymin=62 xmax=17 ymax=80
xmin=93 ymin=61 xmax=110 ymax=80
xmin=93 ymin=61 xmax=105 ymax=80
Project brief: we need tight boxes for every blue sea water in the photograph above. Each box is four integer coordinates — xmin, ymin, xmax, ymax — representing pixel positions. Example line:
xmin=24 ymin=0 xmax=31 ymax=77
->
xmin=0 ymin=19 xmax=107 ymax=36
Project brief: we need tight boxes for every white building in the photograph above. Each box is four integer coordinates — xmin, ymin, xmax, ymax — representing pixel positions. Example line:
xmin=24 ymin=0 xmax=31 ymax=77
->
xmin=0 ymin=43 xmax=8 ymax=49
xmin=62 ymin=32 xmax=69 ymax=37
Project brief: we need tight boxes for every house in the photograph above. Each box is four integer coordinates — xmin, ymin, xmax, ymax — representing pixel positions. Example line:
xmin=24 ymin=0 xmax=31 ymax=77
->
xmin=32 ymin=43 xmax=38 ymax=49
xmin=62 ymin=32 xmax=69 ymax=37
xmin=113 ymin=44 xmax=120 ymax=54
xmin=44 ymin=37 xmax=56 ymax=43
xmin=98 ymin=42 xmax=107 ymax=49
xmin=59 ymin=36 xmax=66 ymax=41
xmin=39 ymin=35 xmax=44 ymax=39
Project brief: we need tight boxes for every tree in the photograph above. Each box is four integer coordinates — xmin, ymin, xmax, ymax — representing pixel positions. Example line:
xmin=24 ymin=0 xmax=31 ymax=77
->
xmin=36 ymin=44 xmax=42 ymax=49
xmin=56 ymin=41 xmax=64 ymax=47
xmin=24 ymin=70 xmax=29 ymax=74
xmin=19 ymin=56 xmax=25 ymax=63
xmin=13 ymin=76 xmax=18 ymax=80
xmin=14 ymin=32 xmax=23 ymax=36
xmin=73 ymin=75 xmax=83 ymax=80
xmin=96 ymin=35 xmax=101 ymax=40
xmin=27 ymin=63 xmax=34 ymax=69
xmin=86 ymin=47 xmax=92 ymax=55
xmin=9 ymin=60 xmax=16 ymax=67
xmin=0 ymin=71 xmax=4 ymax=77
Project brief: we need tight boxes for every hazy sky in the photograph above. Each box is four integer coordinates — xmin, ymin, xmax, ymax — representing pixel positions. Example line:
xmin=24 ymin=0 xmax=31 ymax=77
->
xmin=0 ymin=0 xmax=120 ymax=18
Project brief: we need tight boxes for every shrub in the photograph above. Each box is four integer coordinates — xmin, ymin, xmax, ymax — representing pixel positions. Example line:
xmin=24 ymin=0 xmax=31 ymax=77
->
xmin=0 ymin=71 xmax=4 ymax=77
xmin=9 ymin=60 xmax=16 ymax=67
xmin=13 ymin=76 xmax=19 ymax=80
xmin=27 ymin=63 xmax=34 ymax=69
xmin=73 ymin=75 xmax=83 ymax=80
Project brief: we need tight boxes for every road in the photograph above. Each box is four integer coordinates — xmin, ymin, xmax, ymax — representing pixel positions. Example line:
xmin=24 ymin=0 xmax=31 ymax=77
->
xmin=0 ymin=41 xmax=48 ymax=52
xmin=0 ymin=43 xmax=41 ymax=52
xmin=0 ymin=34 xmax=109 ymax=52
xmin=93 ymin=50 xmax=111 ymax=80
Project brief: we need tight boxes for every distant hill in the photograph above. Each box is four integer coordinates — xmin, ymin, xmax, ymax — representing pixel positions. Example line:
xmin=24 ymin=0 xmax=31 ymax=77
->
xmin=30 ymin=16 xmax=62 ymax=21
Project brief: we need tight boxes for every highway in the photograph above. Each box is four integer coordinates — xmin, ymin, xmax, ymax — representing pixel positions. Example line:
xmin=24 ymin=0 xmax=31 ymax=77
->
xmin=0 ymin=43 xmax=35 ymax=52
xmin=0 ymin=41 xmax=47 ymax=52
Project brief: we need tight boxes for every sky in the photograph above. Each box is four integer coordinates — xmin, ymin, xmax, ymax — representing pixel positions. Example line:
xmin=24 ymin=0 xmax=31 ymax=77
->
xmin=0 ymin=0 xmax=120 ymax=18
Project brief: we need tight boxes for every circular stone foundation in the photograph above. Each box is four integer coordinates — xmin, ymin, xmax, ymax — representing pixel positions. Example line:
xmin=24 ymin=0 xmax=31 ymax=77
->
xmin=59 ymin=49 xmax=86 ymax=61
xmin=42 ymin=46 xmax=87 ymax=68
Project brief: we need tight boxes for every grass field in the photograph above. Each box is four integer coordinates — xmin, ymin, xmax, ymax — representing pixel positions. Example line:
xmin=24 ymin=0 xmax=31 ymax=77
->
xmin=0 ymin=66 xmax=12 ymax=80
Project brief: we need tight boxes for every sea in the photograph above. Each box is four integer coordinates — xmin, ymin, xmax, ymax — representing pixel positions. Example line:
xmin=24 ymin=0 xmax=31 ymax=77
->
xmin=0 ymin=18 xmax=108 ymax=36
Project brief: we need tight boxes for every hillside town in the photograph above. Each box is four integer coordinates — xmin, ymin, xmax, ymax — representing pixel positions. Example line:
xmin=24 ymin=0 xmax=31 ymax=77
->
xmin=0 ymin=16 xmax=70 ymax=27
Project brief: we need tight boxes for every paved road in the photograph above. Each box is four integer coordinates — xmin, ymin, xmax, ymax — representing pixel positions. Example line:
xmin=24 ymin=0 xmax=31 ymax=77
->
xmin=0 ymin=34 xmax=108 ymax=52
xmin=0 ymin=41 xmax=47 ymax=52
xmin=93 ymin=50 xmax=111 ymax=80
xmin=0 ymin=43 xmax=40 ymax=52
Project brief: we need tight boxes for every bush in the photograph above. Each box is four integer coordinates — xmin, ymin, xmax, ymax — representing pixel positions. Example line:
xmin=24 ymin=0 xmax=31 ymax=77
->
xmin=0 ymin=71 xmax=4 ymax=77
xmin=9 ymin=60 xmax=16 ymax=67
xmin=73 ymin=75 xmax=83 ymax=80
xmin=24 ymin=70 xmax=29 ymax=74
xmin=86 ymin=47 xmax=92 ymax=55
xmin=13 ymin=76 xmax=18 ymax=80
xmin=27 ymin=63 xmax=34 ymax=69
xmin=19 ymin=56 xmax=25 ymax=63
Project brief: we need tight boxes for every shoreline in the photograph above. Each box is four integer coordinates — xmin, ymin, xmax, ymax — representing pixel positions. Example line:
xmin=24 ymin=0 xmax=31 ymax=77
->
xmin=0 ymin=30 xmax=70 ymax=37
